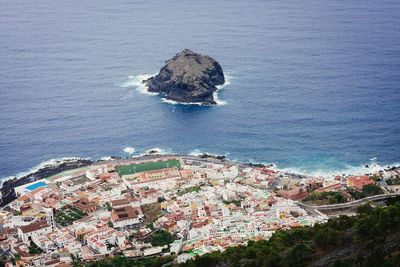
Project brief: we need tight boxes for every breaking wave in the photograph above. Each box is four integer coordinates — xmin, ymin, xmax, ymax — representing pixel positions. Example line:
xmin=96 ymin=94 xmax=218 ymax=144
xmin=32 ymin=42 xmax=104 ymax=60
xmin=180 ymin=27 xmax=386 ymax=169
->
xmin=213 ymin=73 xmax=231 ymax=106
xmin=188 ymin=149 xmax=230 ymax=158
xmin=188 ymin=149 xmax=208 ymax=157
xmin=123 ymin=146 xmax=136 ymax=155
xmin=120 ymin=74 xmax=159 ymax=96
xmin=161 ymin=98 xmax=204 ymax=106
xmin=144 ymin=147 xmax=175 ymax=155
xmin=273 ymin=161 xmax=400 ymax=178
xmin=98 ymin=156 xmax=114 ymax=161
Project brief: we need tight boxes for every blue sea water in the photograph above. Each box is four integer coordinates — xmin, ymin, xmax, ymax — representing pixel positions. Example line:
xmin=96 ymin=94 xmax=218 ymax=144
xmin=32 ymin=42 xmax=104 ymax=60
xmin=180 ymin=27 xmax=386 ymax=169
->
xmin=0 ymin=0 xmax=399 ymax=178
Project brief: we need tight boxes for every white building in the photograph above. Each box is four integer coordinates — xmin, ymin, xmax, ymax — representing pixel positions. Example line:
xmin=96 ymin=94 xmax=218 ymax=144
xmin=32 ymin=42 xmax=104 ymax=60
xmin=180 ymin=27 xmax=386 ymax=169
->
xmin=85 ymin=227 xmax=126 ymax=255
xmin=17 ymin=219 xmax=53 ymax=244
xmin=86 ymin=165 xmax=108 ymax=180
xmin=111 ymin=206 xmax=144 ymax=229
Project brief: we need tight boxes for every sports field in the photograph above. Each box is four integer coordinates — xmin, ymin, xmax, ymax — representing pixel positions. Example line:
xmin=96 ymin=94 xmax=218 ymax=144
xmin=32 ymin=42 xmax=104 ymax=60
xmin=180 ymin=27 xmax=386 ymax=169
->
xmin=117 ymin=159 xmax=181 ymax=176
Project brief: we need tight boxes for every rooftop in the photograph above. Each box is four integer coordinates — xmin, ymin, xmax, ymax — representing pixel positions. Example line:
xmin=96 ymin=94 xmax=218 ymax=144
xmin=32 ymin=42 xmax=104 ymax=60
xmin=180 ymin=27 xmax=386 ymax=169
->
xmin=20 ymin=219 xmax=50 ymax=233
xmin=111 ymin=206 xmax=143 ymax=222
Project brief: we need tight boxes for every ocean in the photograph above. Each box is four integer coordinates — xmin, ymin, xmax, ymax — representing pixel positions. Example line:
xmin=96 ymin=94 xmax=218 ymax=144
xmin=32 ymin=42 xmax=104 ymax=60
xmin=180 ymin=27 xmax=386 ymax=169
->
xmin=0 ymin=0 xmax=399 ymax=179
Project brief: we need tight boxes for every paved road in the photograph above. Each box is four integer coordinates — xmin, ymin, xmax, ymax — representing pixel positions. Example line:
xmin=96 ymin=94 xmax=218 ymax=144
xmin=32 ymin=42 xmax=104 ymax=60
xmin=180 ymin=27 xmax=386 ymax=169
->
xmin=298 ymin=193 xmax=399 ymax=211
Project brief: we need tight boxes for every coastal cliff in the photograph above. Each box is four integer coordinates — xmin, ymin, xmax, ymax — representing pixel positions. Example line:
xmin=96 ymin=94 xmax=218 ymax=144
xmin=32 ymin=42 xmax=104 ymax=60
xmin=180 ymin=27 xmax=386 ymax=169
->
xmin=144 ymin=49 xmax=225 ymax=105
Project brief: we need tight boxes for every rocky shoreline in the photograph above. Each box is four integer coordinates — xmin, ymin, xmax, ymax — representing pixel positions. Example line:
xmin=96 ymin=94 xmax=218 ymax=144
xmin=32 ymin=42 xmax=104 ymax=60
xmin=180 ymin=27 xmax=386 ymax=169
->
xmin=0 ymin=158 xmax=92 ymax=207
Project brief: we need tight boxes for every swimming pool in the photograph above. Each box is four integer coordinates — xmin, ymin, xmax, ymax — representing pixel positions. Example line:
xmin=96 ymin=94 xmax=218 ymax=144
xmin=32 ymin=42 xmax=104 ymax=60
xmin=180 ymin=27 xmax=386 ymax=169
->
xmin=25 ymin=181 xmax=47 ymax=191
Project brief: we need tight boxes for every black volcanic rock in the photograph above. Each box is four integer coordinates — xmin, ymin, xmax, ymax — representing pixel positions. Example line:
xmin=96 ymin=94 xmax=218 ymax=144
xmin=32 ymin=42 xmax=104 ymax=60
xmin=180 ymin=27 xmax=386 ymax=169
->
xmin=144 ymin=49 xmax=225 ymax=105
xmin=0 ymin=158 xmax=92 ymax=207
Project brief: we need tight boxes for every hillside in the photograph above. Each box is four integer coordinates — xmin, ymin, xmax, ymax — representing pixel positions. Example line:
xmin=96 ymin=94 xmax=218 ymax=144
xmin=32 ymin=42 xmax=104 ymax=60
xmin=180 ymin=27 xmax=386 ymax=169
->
xmin=182 ymin=199 xmax=400 ymax=267
xmin=181 ymin=198 xmax=400 ymax=267
xmin=70 ymin=198 xmax=400 ymax=267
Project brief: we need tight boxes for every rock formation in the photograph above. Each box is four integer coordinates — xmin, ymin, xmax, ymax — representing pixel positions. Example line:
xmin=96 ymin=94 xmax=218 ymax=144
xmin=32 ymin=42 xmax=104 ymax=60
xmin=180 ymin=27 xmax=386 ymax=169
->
xmin=144 ymin=49 xmax=225 ymax=105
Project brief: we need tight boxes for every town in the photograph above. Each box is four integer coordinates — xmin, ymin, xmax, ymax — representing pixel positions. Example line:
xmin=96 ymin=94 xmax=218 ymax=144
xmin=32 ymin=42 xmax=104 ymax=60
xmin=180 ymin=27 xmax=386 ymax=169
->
xmin=0 ymin=155 xmax=399 ymax=266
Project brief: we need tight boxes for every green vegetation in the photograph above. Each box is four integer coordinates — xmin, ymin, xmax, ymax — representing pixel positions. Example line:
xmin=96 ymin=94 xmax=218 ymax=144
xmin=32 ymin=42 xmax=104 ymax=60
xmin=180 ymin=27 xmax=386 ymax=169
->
xmin=0 ymin=255 xmax=7 ymax=267
xmin=180 ymin=197 xmax=400 ymax=267
xmin=303 ymin=191 xmax=346 ymax=205
xmin=370 ymin=174 xmax=382 ymax=181
xmin=141 ymin=202 xmax=162 ymax=225
xmin=387 ymin=177 xmax=400 ymax=185
xmin=117 ymin=159 xmax=181 ymax=176
xmin=178 ymin=186 xmax=201 ymax=196
xmin=144 ymin=229 xmax=175 ymax=246
xmin=223 ymin=199 xmax=242 ymax=207
xmin=13 ymin=210 xmax=22 ymax=216
xmin=28 ymin=241 xmax=43 ymax=255
xmin=55 ymin=206 xmax=87 ymax=226
xmin=73 ymin=255 xmax=175 ymax=267
xmin=105 ymin=201 xmax=112 ymax=211
xmin=348 ymin=184 xmax=384 ymax=200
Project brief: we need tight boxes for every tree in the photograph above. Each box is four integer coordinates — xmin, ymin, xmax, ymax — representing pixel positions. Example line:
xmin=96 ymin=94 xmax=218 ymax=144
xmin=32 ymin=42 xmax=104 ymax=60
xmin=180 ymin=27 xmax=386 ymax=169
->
xmin=14 ymin=254 xmax=21 ymax=261
xmin=362 ymin=184 xmax=383 ymax=196
xmin=28 ymin=241 xmax=43 ymax=254
xmin=145 ymin=230 xmax=174 ymax=246
xmin=180 ymin=199 xmax=400 ymax=267
xmin=284 ymin=243 xmax=313 ymax=266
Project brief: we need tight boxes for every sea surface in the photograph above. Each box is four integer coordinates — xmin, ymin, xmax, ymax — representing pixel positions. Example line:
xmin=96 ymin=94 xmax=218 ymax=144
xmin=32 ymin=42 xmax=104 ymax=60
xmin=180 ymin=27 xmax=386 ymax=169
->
xmin=1 ymin=0 xmax=400 ymax=179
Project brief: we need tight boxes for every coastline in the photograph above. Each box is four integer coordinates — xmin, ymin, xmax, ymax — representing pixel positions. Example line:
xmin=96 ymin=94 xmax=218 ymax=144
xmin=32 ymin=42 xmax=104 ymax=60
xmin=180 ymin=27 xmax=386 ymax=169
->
xmin=1 ymin=151 xmax=399 ymax=207
xmin=0 ymin=158 xmax=92 ymax=207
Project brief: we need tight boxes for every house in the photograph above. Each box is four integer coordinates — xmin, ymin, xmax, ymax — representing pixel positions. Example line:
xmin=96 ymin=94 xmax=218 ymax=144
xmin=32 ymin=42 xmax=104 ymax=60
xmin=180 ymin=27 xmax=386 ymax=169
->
xmin=347 ymin=176 xmax=375 ymax=190
xmin=111 ymin=206 xmax=144 ymax=228
xmin=18 ymin=219 xmax=52 ymax=244
xmin=110 ymin=196 xmax=140 ymax=209
xmin=85 ymin=227 xmax=126 ymax=255
xmin=73 ymin=198 xmax=98 ymax=213
xmin=388 ymin=185 xmax=400 ymax=194
xmin=180 ymin=169 xmax=194 ymax=180
xmin=122 ymin=167 xmax=182 ymax=191
xmin=315 ymin=183 xmax=342 ymax=193
xmin=277 ymin=186 xmax=308 ymax=200
xmin=86 ymin=165 xmax=108 ymax=180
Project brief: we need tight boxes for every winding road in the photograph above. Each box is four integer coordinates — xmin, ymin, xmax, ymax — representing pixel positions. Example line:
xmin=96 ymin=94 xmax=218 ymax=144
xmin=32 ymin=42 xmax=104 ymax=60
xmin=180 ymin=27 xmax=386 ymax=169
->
xmin=297 ymin=193 xmax=400 ymax=211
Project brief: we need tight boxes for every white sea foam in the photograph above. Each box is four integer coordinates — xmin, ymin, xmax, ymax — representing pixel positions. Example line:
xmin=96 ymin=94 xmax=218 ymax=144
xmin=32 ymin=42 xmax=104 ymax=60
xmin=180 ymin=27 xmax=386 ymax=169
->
xmin=213 ymin=73 xmax=231 ymax=105
xmin=161 ymin=98 xmax=204 ymax=106
xmin=213 ymin=91 xmax=227 ymax=105
xmin=188 ymin=150 xmax=399 ymax=179
xmin=188 ymin=149 xmax=207 ymax=157
xmin=273 ymin=161 xmax=400 ymax=178
xmin=121 ymin=74 xmax=159 ymax=96
xmin=188 ymin=149 xmax=230 ymax=158
xmin=216 ymin=73 xmax=232 ymax=89
xmin=145 ymin=147 xmax=174 ymax=155
xmin=99 ymin=156 xmax=113 ymax=161
xmin=123 ymin=146 xmax=136 ymax=155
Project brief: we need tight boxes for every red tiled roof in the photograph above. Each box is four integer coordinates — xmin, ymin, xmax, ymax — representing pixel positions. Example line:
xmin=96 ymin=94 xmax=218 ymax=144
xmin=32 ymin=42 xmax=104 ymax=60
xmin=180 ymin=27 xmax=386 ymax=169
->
xmin=20 ymin=220 xmax=50 ymax=233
